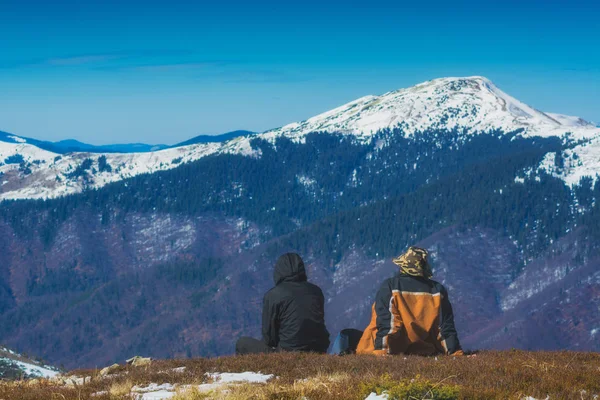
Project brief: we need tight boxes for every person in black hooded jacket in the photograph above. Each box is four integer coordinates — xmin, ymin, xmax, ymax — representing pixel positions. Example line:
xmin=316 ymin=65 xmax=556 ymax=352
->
xmin=235 ymin=253 xmax=330 ymax=355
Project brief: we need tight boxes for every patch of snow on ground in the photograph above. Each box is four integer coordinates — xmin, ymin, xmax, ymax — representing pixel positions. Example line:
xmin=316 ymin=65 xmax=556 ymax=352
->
xmin=128 ymin=372 xmax=275 ymax=399
xmin=208 ymin=371 xmax=274 ymax=383
xmin=365 ymin=392 xmax=389 ymax=399
xmin=132 ymin=384 xmax=178 ymax=400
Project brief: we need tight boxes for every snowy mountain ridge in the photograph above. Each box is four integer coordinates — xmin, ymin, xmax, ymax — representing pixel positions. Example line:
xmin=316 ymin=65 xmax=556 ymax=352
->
xmin=0 ymin=136 xmax=257 ymax=200
xmin=263 ymin=76 xmax=597 ymax=141
xmin=1 ymin=76 xmax=598 ymax=200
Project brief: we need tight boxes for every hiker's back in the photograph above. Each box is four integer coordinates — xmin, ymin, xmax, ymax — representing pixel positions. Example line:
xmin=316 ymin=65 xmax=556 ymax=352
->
xmin=357 ymin=274 xmax=450 ymax=356
xmin=236 ymin=253 xmax=331 ymax=356
xmin=357 ymin=246 xmax=463 ymax=356
xmin=388 ymin=275 xmax=443 ymax=354
xmin=268 ymin=280 xmax=329 ymax=352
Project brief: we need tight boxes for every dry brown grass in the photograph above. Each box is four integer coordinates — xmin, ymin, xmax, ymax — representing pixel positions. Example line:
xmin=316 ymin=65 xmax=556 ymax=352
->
xmin=108 ymin=378 xmax=134 ymax=396
xmin=171 ymin=386 xmax=213 ymax=400
xmin=1 ymin=351 xmax=599 ymax=399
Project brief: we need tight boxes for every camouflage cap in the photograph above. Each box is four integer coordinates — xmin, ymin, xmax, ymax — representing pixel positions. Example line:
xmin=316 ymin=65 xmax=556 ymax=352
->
xmin=392 ymin=246 xmax=432 ymax=278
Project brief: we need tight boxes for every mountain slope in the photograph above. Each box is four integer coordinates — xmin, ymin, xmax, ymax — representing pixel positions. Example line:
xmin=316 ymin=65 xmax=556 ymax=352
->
xmin=1 ymin=128 xmax=599 ymax=368
xmin=539 ymin=134 xmax=600 ymax=185
xmin=0 ymin=346 xmax=59 ymax=379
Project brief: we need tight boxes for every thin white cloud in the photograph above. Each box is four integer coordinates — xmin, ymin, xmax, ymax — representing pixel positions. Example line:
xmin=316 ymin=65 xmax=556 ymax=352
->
xmin=45 ymin=54 xmax=124 ymax=66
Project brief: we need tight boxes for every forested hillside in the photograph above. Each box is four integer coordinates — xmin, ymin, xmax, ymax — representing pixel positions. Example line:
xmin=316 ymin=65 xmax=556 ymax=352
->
xmin=1 ymin=125 xmax=600 ymax=368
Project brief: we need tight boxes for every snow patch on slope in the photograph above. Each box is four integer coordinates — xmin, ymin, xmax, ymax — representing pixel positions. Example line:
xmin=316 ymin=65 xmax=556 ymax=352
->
xmin=1 ymin=358 xmax=60 ymax=378
xmin=501 ymin=265 xmax=571 ymax=311
xmin=0 ymin=346 xmax=60 ymax=378
xmin=538 ymin=134 xmax=600 ymax=185
xmin=546 ymin=113 xmax=595 ymax=128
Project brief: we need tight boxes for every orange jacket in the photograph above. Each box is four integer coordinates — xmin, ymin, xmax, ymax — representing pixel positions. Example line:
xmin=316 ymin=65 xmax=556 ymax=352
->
xmin=356 ymin=274 xmax=463 ymax=356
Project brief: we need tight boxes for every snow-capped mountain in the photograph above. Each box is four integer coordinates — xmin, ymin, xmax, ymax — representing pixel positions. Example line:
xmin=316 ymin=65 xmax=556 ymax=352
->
xmin=264 ymin=76 xmax=597 ymax=141
xmin=1 ymin=76 xmax=598 ymax=201
xmin=0 ymin=134 xmax=257 ymax=200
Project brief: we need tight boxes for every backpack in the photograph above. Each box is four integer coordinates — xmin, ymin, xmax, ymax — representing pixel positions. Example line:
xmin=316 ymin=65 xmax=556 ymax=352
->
xmin=330 ymin=328 xmax=364 ymax=355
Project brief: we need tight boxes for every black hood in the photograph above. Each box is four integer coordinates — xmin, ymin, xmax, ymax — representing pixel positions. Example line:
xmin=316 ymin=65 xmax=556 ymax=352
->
xmin=273 ymin=253 xmax=307 ymax=285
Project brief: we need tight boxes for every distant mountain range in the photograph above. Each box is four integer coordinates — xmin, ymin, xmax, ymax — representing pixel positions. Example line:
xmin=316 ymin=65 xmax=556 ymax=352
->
xmin=174 ymin=130 xmax=255 ymax=147
xmin=0 ymin=129 xmax=254 ymax=155
xmin=0 ymin=76 xmax=599 ymax=368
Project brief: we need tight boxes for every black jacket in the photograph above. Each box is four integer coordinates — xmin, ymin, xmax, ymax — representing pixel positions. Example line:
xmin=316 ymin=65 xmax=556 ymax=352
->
xmin=262 ymin=253 xmax=330 ymax=352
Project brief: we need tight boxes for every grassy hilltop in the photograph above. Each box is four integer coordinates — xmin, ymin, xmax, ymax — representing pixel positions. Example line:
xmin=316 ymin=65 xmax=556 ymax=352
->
xmin=2 ymin=351 xmax=600 ymax=400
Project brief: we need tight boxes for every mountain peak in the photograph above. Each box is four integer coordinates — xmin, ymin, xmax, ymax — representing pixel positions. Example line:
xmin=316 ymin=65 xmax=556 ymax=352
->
xmin=415 ymin=75 xmax=492 ymax=86
xmin=265 ymin=76 xmax=597 ymax=141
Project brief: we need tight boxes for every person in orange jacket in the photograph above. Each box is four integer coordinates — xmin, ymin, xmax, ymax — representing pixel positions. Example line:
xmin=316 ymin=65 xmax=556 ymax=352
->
xmin=356 ymin=246 xmax=464 ymax=356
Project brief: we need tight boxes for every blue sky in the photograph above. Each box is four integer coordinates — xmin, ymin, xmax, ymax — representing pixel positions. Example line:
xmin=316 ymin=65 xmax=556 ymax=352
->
xmin=1 ymin=0 xmax=598 ymax=145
